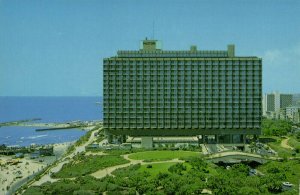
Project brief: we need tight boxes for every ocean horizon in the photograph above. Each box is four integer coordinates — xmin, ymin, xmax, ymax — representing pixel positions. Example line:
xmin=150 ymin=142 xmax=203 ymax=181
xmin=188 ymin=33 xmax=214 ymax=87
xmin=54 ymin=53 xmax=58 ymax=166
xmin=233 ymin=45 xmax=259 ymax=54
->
xmin=0 ymin=96 xmax=103 ymax=146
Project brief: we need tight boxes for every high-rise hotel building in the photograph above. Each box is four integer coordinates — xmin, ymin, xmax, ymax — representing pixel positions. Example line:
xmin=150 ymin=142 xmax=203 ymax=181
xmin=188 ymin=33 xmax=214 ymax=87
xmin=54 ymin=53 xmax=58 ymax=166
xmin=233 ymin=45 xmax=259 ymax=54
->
xmin=103 ymin=40 xmax=262 ymax=140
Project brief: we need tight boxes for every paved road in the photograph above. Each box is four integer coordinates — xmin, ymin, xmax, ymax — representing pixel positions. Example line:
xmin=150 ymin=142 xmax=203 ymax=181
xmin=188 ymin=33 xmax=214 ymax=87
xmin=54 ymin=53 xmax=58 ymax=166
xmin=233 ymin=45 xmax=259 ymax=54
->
xmin=206 ymin=151 xmax=281 ymax=161
xmin=30 ymin=128 xmax=98 ymax=187
xmin=207 ymin=151 xmax=266 ymax=159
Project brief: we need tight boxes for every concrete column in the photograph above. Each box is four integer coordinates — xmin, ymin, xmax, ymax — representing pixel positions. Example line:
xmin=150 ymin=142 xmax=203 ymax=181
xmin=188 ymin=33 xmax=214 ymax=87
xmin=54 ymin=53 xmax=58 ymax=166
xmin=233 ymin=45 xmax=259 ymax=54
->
xmin=242 ymin=135 xmax=246 ymax=144
xmin=229 ymin=134 xmax=233 ymax=144
xmin=197 ymin=136 xmax=202 ymax=144
xmin=198 ymin=135 xmax=202 ymax=144
xmin=107 ymin=135 xmax=113 ymax=144
xmin=122 ymin=135 xmax=127 ymax=143
xmin=215 ymin=135 xmax=219 ymax=144
xmin=141 ymin=137 xmax=153 ymax=148
xmin=254 ymin=135 xmax=259 ymax=142
xmin=202 ymin=135 xmax=206 ymax=144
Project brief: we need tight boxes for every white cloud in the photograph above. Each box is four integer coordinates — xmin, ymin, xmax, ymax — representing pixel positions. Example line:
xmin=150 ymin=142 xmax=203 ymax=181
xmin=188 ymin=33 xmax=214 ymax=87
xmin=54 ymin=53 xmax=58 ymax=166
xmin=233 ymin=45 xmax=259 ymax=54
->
xmin=264 ymin=50 xmax=281 ymax=64
xmin=262 ymin=43 xmax=300 ymax=93
xmin=263 ymin=43 xmax=300 ymax=68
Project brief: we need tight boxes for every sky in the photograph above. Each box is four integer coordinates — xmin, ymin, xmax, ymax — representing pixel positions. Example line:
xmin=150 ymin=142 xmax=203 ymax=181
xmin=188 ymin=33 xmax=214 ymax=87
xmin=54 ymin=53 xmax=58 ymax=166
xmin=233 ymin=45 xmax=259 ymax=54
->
xmin=0 ymin=0 xmax=300 ymax=96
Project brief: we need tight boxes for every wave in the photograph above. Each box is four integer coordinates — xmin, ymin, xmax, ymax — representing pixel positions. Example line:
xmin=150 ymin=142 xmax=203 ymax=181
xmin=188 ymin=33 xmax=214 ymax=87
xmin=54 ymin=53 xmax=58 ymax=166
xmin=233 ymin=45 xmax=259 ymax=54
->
xmin=27 ymin=134 xmax=48 ymax=139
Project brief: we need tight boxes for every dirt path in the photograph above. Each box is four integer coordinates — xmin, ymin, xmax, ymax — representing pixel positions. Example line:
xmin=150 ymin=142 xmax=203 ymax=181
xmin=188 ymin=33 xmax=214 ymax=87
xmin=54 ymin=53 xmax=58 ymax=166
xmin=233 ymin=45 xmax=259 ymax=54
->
xmin=281 ymin=138 xmax=294 ymax=150
xmin=90 ymin=154 xmax=183 ymax=179
xmin=85 ymin=151 xmax=107 ymax=156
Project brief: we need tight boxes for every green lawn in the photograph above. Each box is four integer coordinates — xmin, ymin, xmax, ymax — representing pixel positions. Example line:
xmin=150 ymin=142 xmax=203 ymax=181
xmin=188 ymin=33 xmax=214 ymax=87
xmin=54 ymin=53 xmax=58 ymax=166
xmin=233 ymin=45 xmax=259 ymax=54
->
xmin=138 ymin=161 xmax=217 ymax=178
xmin=128 ymin=150 xmax=200 ymax=161
xmin=52 ymin=155 xmax=129 ymax=178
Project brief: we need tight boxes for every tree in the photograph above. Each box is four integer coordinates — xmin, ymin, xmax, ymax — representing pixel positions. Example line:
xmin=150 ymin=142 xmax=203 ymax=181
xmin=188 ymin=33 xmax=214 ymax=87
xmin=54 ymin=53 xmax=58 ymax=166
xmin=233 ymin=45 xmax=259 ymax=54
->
xmin=177 ymin=183 xmax=204 ymax=195
xmin=296 ymin=131 xmax=300 ymax=141
xmin=73 ymin=190 xmax=95 ymax=195
xmin=261 ymin=173 xmax=283 ymax=193
xmin=231 ymin=164 xmax=250 ymax=176
xmin=262 ymin=119 xmax=292 ymax=136
xmin=238 ymin=186 xmax=260 ymax=195
xmin=189 ymin=157 xmax=208 ymax=173
xmin=168 ymin=163 xmax=186 ymax=175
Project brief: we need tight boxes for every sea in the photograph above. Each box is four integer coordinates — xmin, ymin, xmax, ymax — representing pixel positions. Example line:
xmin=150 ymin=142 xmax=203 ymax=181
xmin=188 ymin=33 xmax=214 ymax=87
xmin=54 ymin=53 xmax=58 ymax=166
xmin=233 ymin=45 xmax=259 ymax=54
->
xmin=0 ymin=96 xmax=103 ymax=146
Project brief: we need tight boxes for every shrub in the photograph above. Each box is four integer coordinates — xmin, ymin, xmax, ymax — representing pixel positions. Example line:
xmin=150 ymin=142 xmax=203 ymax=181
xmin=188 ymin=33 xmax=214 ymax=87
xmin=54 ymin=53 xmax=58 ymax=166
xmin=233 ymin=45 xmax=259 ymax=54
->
xmin=73 ymin=190 xmax=95 ymax=195
xmin=168 ymin=163 xmax=186 ymax=175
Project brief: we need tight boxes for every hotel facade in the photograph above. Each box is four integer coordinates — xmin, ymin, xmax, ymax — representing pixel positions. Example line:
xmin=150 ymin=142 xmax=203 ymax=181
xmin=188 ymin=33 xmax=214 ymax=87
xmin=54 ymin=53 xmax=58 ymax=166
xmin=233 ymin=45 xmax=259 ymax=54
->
xmin=103 ymin=40 xmax=262 ymax=144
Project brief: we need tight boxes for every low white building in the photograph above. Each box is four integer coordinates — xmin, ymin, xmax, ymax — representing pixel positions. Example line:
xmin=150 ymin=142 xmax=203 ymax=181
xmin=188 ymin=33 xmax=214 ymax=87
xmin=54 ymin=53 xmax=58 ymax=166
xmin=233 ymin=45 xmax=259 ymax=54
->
xmin=286 ymin=106 xmax=300 ymax=123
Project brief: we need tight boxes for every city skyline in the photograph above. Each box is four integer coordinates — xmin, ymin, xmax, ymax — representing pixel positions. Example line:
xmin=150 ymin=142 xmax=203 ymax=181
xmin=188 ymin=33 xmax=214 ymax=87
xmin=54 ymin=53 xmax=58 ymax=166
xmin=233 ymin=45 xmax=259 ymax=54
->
xmin=1 ymin=0 xmax=300 ymax=96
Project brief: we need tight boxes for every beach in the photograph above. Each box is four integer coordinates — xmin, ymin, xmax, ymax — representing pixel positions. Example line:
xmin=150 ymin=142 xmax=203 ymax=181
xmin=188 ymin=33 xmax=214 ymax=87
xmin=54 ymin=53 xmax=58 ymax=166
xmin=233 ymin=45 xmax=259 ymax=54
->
xmin=0 ymin=142 xmax=72 ymax=195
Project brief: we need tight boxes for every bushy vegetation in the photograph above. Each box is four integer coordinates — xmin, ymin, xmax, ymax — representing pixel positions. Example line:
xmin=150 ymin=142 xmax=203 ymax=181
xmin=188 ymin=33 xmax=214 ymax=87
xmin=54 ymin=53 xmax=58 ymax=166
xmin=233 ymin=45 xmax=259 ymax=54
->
xmin=296 ymin=132 xmax=300 ymax=141
xmin=25 ymin=156 xmax=299 ymax=194
xmin=262 ymin=119 xmax=292 ymax=136
xmin=288 ymin=137 xmax=300 ymax=153
xmin=258 ymin=160 xmax=300 ymax=192
xmin=52 ymin=155 xmax=129 ymax=178
xmin=168 ymin=163 xmax=187 ymax=175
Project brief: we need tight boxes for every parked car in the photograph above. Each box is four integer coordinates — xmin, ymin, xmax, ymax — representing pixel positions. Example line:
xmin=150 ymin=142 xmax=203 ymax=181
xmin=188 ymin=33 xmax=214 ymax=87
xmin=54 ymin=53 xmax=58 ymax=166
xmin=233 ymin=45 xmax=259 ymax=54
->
xmin=249 ymin=169 xmax=257 ymax=176
xmin=282 ymin=182 xmax=293 ymax=187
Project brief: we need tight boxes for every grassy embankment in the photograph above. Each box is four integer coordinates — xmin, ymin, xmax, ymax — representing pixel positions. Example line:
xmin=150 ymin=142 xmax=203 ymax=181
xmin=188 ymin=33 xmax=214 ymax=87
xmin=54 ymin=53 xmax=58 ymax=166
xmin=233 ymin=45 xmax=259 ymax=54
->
xmin=288 ymin=137 xmax=300 ymax=151
xmin=52 ymin=155 xmax=129 ymax=178
xmin=259 ymin=135 xmax=300 ymax=158
xmin=267 ymin=137 xmax=295 ymax=158
xmin=128 ymin=150 xmax=200 ymax=162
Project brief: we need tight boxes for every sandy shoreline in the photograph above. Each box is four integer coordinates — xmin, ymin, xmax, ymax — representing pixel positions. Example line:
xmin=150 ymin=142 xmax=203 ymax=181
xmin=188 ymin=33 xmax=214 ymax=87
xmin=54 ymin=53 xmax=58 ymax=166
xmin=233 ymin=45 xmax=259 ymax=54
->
xmin=0 ymin=141 xmax=73 ymax=195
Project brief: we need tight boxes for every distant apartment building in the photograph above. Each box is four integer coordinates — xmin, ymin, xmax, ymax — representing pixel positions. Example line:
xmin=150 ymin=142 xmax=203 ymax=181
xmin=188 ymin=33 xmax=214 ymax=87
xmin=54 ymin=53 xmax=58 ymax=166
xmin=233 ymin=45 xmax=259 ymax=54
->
xmin=263 ymin=94 xmax=275 ymax=114
xmin=103 ymin=39 xmax=262 ymax=145
xmin=286 ymin=106 xmax=300 ymax=123
xmin=263 ymin=92 xmax=292 ymax=118
xmin=292 ymin=94 xmax=300 ymax=106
